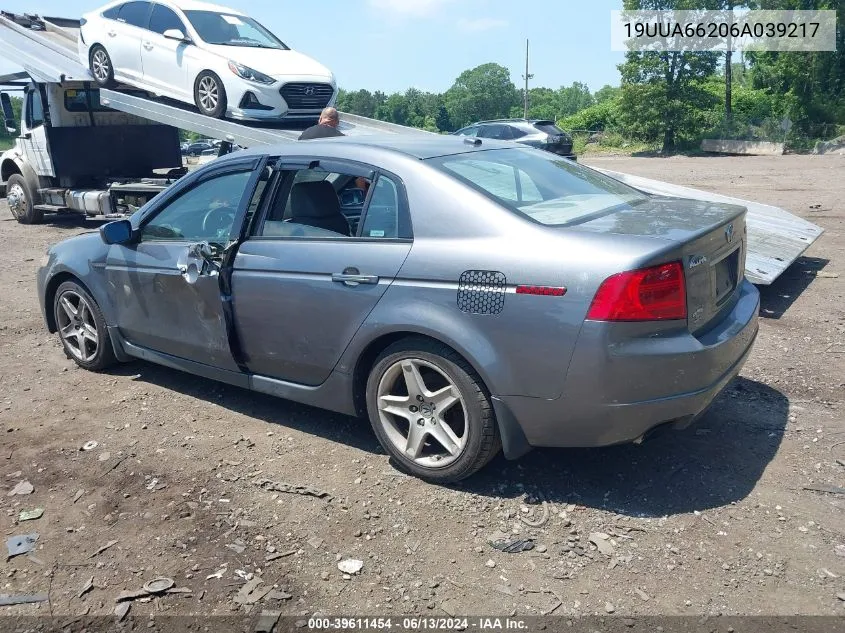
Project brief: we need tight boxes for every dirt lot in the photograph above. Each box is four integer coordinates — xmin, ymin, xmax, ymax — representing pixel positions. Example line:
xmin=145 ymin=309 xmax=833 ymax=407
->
xmin=0 ymin=154 xmax=843 ymax=623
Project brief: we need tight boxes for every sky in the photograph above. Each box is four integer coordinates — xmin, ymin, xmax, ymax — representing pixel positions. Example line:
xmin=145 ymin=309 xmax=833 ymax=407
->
xmin=1 ymin=0 xmax=626 ymax=94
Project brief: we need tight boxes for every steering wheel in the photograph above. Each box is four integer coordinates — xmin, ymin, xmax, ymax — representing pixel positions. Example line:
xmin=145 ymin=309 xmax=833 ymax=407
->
xmin=202 ymin=205 xmax=235 ymax=237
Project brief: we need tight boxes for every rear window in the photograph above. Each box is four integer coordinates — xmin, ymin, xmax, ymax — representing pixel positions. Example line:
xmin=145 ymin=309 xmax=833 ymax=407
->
xmin=533 ymin=121 xmax=566 ymax=136
xmin=117 ymin=1 xmax=152 ymax=28
xmin=429 ymin=147 xmax=648 ymax=226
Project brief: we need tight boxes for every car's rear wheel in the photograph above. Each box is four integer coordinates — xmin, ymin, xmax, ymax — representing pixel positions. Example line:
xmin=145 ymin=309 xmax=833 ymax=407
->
xmin=366 ymin=338 xmax=500 ymax=483
xmin=194 ymin=71 xmax=227 ymax=119
xmin=6 ymin=173 xmax=42 ymax=225
xmin=53 ymin=281 xmax=116 ymax=372
xmin=89 ymin=44 xmax=116 ymax=88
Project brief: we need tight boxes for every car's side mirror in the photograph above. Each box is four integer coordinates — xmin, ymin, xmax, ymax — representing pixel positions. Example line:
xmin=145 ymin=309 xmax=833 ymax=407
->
xmin=1 ymin=92 xmax=17 ymax=134
xmin=163 ymin=29 xmax=190 ymax=43
xmin=100 ymin=219 xmax=135 ymax=245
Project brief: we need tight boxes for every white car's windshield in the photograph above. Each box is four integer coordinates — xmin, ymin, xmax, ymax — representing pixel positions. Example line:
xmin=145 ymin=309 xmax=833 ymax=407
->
xmin=184 ymin=10 xmax=288 ymax=49
xmin=429 ymin=148 xmax=649 ymax=226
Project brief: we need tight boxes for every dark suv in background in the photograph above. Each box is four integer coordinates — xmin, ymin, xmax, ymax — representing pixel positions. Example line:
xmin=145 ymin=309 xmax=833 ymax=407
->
xmin=453 ymin=119 xmax=576 ymax=159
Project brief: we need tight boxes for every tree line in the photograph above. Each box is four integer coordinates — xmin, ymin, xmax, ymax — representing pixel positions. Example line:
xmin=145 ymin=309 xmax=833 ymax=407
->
xmin=337 ymin=0 xmax=845 ymax=152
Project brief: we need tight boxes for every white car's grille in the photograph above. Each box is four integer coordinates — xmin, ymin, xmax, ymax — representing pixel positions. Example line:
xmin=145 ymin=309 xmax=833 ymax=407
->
xmin=280 ymin=83 xmax=334 ymax=110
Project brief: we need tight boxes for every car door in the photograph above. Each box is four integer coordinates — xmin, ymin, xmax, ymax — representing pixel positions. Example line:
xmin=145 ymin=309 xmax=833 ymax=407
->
xmin=107 ymin=1 xmax=152 ymax=81
xmin=105 ymin=157 xmax=266 ymax=371
xmin=231 ymin=160 xmax=413 ymax=386
xmin=141 ymin=3 xmax=191 ymax=97
xmin=20 ymin=87 xmax=52 ymax=177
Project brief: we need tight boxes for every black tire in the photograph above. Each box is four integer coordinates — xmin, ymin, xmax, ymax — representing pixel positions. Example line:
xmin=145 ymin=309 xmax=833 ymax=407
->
xmin=6 ymin=173 xmax=42 ymax=225
xmin=365 ymin=337 xmax=500 ymax=483
xmin=89 ymin=44 xmax=116 ymax=88
xmin=194 ymin=71 xmax=227 ymax=119
xmin=53 ymin=280 xmax=117 ymax=372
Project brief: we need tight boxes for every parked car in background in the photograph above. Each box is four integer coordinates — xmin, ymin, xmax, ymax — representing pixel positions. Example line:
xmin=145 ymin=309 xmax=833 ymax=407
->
xmin=454 ymin=119 xmax=576 ymax=159
xmin=37 ymin=136 xmax=758 ymax=483
xmin=182 ymin=140 xmax=215 ymax=156
xmin=78 ymin=0 xmax=337 ymax=121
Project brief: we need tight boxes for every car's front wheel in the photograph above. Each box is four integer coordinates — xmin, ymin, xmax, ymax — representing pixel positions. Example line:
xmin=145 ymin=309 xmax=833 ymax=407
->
xmin=6 ymin=173 xmax=42 ymax=225
xmin=53 ymin=280 xmax=117 ymax=372
xmin=194 ymin=71 xmax=227 ymax=118
xmin=89 ymin=44 xmax=116 ymax=88
xmin=366 ymin=338 xmax=500 ymax=483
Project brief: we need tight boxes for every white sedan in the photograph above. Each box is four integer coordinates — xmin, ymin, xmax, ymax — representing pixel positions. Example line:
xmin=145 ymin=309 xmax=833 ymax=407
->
xmin=78 ymin=0 xmax=337 ymax=121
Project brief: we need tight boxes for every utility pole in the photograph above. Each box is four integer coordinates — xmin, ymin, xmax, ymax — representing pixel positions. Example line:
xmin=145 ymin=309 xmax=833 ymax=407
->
xmin=725 ymin=0 xmax=733 ymax=122
xmin=522 ymin=39 xmax=533 ymax=119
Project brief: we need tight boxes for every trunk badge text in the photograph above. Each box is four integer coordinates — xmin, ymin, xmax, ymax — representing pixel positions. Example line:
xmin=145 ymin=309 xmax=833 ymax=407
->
xmin=689 ymin=255 xmax=708 ymax=269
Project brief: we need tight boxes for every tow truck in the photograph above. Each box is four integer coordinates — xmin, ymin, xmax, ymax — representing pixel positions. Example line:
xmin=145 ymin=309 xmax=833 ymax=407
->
xmin=0 ymin=9 xmax=823 ymax=285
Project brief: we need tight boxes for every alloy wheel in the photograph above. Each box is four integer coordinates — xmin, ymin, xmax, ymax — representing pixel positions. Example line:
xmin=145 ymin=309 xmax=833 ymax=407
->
xmin=375 ymin=358 xmax=468 ymax=468
xmin=198 ymin=77 xmax=219 ymax=112
xmin=56 ymin=290 xmax=99 ymax=363
xmin=92 ymin=49 xmax=110 ymax=83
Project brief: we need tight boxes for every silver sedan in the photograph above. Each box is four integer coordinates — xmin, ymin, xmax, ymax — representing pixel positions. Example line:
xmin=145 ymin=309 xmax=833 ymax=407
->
xmin=37 ymin=136 xmax=759 ymax=483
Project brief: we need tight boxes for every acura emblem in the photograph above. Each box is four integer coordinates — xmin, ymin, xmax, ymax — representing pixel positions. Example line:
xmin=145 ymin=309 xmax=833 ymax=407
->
xmin=303 ymin=86 xmax=316 ymax=96
xmin=725 ymin=223 xmax=734 ymax=244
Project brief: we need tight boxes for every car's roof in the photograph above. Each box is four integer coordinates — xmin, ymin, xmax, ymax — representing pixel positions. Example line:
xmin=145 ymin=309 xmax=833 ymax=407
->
xmin=158 ymin=0 xmax=246 ymax=15
xmin=231 ymin=135 xmax=517 ymax=161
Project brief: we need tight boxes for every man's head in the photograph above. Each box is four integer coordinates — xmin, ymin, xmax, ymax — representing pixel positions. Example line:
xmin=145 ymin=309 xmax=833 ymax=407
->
xmin=318 ymin=107 xmax=340 ymax=128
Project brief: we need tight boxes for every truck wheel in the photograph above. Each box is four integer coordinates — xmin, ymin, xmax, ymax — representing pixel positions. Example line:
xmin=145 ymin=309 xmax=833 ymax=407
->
xmin=194 ymin=71 xmax=227 ymax=118
xmin=6 ymin=173 xmax=43 ymax=225
xmin=89 ymin=45 xmax=116 ymax=88
xmin=53 ymin=280 xmax=117 ymax=372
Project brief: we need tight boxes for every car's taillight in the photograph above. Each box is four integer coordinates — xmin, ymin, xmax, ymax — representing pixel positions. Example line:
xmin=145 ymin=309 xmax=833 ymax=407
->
xmin=586 ymin=261 xmax=686 ymax=322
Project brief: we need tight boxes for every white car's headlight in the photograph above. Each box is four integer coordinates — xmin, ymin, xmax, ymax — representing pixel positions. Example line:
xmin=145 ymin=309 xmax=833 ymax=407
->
xmin=228 ymin=61 xmax=275 ymax=85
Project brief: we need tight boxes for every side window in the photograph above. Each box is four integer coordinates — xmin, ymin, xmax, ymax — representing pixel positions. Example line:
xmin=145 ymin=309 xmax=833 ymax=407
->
xmin=360 ymin=175 xmax=401 ymax=239
xmin=25 ymin=89 xmax=44 ymax=129
xmin=149 ymin=4 xmax=185 ymax=35
xmin=141 ymin=170 xmax=252 ymax=243
xmin=476 ymin=125 xmax=495 ymax=139
xmin=510 ymin=127 xmax=528 ymax=140
xmin=118 ymin=1 xmax=152 ymax=28
xmin=457 ymin=126 xmax=478 ymax=137
xmin=102 ymin=4 xmax=122 ymax=19
xmin=445 ymin=159 xmax=542 ymax=204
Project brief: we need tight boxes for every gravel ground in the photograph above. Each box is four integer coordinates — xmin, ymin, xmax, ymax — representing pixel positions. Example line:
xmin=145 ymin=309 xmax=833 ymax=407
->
xmin=0 ymin=154 xmax=843 ymax=622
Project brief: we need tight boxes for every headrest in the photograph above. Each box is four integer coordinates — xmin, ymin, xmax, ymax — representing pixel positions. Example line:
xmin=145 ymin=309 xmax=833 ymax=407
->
xmin=290 ymin=180 xmax=340 ymax=219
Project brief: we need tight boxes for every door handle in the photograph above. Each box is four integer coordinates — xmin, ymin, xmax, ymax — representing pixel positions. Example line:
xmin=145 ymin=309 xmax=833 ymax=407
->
xmin=143 ymin=42 xmax=154 ymax=50
xmin=332 ymin=271 xmax=379 ymax=287
xmin=108 ymin=30 xmax=117 ymax=37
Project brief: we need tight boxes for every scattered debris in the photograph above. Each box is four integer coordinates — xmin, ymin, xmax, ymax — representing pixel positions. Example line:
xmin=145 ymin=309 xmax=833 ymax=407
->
xmin=81 ymin=441 xmax=98 ymax=451
xmin=490 ymin=538 xmax=535 ymax=553
xmin=605 ymin=602 xmax=616 ymax=614
xmin=635 ymin=588 xmax=651 ymax=602
xmin=518 ymin=493 xmax=549 ymax=528
xmin=206 ymin=565 xmax=228 ymax=580
xmin=255 ymin=611 xmax=281 ymax=633
xmin=7 ymin=480 xmax=33 ymax=496
xmin=6 ymin=533 xmax=38 ymax=558
xmin=816 ymin=271 xmax=840 ymax=279
xmin=836 ymin=459 xmax=845 ymax=468
xmin=0 ymin=593 xmax=49 ymax=606
xmin=837 ymin=592 xmax=845 ymax=602
xmin=72 ymin=489 xmax=85 ymax=504
xmin=114 ymin=602 xmax=131 ymax=621
xmin=18 ymin=508 xmax=43 ymax=522
xmin=90 ymin=539 xmax=119 ymax=558
xmin=116 ymin=589 xmax=148 ymax=603
xmin=493 ymin=584 xmax=515 ymax=596
xmin=337 ymin=559 xmax=364 ymax=575
xmin=235 ymin=570 xmax=254 ymax=581
xmin=589 ymin=533 xmax=615 ymax=557
xmin=267 ymin=590 xmax=292 ymax=601
xmin=308 ymin=537 xmax=324 ymax=549
xmin=234 ymin=577 xmax=273 ymax=605
xmin=142 ymin=578 xmax=175 ymax=594
xmin=266 ymin=550 xmax=296 ymax=562
xmin=146 ymin=478 xmax=159 ymax=490
xmin=255 ymin=478 xmax=332 ymax=501
xmin=803 ymin=484 xmax=845 ymax=496
xmin=98 ymin=451 xmax=111 ymax=462
xmin=226 ymin=541 xmax=246 ymax=554
xmin=836 ymin=545 xmax=845 ymax=558
xmin=485 ymin=559 xmax=496 ymax=569
xmin=78 ymin=576 xmax=94 ymax=599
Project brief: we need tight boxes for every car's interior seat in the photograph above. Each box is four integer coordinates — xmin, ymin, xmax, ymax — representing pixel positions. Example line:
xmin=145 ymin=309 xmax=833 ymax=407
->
xmin=288 ymin=181 xmax=350 ymax=236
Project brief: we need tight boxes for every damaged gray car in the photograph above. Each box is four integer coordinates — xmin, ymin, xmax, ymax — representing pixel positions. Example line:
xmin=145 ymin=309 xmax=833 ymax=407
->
xmin=37 ymin=136 xmax=760 ymax=483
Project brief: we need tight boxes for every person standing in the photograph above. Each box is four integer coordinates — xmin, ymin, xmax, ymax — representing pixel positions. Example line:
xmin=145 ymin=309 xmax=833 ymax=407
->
xmin=298 ymin=107 xmax=344 ymax=140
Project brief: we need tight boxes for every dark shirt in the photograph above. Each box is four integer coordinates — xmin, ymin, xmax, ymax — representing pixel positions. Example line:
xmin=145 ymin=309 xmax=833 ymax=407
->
xmin=298 ymin=124 xmax=344 ymax=140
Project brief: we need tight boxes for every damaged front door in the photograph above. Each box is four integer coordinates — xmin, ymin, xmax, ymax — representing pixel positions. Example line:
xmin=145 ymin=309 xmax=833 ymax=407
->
xmin=105 ymin=161 xmax=263 ymax=371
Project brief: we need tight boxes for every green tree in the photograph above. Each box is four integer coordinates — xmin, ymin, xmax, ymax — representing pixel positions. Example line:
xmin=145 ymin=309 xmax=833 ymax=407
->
xmin=618 ymin=0 xmax=721 ymax=150
xmin=593 ymin=85 xmax=622 ymax=104
xmin=557 ymin=82 xmax=594 ymax=117
xmin=444 ymin=63 xmax=519 ymax=129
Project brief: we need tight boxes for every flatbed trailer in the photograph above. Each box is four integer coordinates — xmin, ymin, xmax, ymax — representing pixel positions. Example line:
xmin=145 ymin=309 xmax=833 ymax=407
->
xmin=0 ymin=9 xmax=823 ymax=284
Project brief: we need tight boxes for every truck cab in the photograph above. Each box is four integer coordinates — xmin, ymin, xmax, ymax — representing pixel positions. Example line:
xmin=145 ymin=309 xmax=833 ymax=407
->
xmin=1 ymin=79 xmax=184 ymax=224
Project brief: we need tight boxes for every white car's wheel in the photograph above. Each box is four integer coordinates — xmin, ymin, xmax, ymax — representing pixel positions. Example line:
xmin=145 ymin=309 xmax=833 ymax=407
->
xmin=194 ymin=71 xmax=227 ymax=119
xmin=89 ymin=45 xmax=116 ymax=88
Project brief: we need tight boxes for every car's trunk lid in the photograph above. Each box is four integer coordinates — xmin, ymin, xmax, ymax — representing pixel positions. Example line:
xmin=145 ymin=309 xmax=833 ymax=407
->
xmin=565 ymin=196 xmax=747 ymax=334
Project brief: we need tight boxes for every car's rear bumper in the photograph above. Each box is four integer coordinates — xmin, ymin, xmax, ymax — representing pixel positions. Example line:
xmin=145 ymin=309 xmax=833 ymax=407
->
xmin=497 ymin=279 xmax=760 ymax=448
